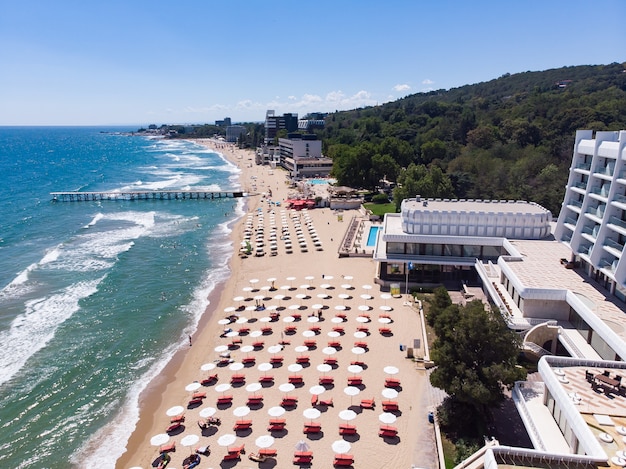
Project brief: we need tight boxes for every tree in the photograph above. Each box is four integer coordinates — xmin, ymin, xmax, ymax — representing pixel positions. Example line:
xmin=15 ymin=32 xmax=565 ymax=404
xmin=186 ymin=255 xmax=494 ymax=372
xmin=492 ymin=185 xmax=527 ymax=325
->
xmin=428 ymin=290 xmax=526 ymax=437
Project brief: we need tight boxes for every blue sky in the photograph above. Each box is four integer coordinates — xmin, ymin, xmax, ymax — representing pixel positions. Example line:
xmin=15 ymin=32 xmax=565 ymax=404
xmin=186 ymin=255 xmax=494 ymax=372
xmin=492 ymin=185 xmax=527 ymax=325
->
xmin=1 ymin=0 xmax=624 ymax=126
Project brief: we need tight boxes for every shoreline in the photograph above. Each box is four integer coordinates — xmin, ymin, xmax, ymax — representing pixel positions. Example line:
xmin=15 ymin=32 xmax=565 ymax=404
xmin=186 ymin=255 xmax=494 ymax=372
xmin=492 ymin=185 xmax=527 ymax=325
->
xmin=115 ymin=139 xmax=438 ymax=468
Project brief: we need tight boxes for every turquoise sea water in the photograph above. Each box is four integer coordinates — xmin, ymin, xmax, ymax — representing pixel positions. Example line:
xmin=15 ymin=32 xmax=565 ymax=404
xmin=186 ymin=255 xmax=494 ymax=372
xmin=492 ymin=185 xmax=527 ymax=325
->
xmin=0 ymin=127 xmax=242 ymax=469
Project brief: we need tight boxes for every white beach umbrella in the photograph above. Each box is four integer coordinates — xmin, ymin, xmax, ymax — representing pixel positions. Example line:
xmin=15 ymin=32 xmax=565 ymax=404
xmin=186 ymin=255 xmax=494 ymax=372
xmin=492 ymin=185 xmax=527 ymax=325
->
xmin=317 ymin=364 xmax=332 ymax=373
xmin=378 ymin=317 xmax=392 ymax=323
xmin=185 ymin=382 xmax=201 ymax=392
xmin=181 ymin=434 xmax=200 ymax=451
xmin=199 ymin=407 xmax=217 ymax=418
xmin=246 ymin=382 xmax=262 ymax=393
xmin=379 ymin=412 xmax=397 ymax=424
xmin=229 ymin=362 xmax=244 ymax=371
xmin=166 ymin=406 xmax=185 ymax=417
xmin=331 ymin=317 xmax=344 ymax=323
xmin=351 ymin=347 xmax=366 ymax=355
xmin=332 ymin=439 xmax=351 ymax=454
xmin=309 ymin=385 xmax=325 ymax=395
xmin=334 ymin=305 xmax=346 ymax=311
xmin=382 ymin=388 xmax=399 ymax=399
xmin=283 ymin=316 xmax=295 ymax=323
xmin=215 ymin=383 xmax=231 ymax=394
xmin=354 ymin=331 xmax=367 ymax=339
xmin=250 ymin=330 xmax=263 ymax=337
xmin=322 ymin=347 xmax=337 ymax=355
xmin=268 ymin=345 xmax=283 ymax=354
xmin=384 ymin=366 xmax=399 ymax=375
xmin=307 ymin=316 xmax=319 ymax=323
xmin=294 ymin=345 xmax=308 ymax=353
xmin=255 ymin=435 xmax=275 ymax=449
xmin=233 ymin=406 xmax=251 ymax=417
xmin=279 ymin=383 xmax=295 ymax=394
xmin=240 ymin=345 xmax=254 ymax=354
xmin=217 ymin=434 xmax=237 ymax=447
xmin=327 ymin=331 xmax=340 ymax=338
xmin=218 ymin=318 xmax=231 ymax=325
xmin=303 ymin=407 xmax=321 ymax=422
xmin=258 ymin=362 xmax=272 ymax=372
xmin=338 ymin=409 xmax=357 ymax=422
xmin=288 ymin=363 xmax=303 ymax=373
xmin=150 ymin=433 xmax=170 ymax=446
xmin=347 ymin=365 xmax=363 ymax=374
xmin=268 ymin=406 xmax=286 ymax=417
xmin=200 ymin=363 xmax=216 ymax=371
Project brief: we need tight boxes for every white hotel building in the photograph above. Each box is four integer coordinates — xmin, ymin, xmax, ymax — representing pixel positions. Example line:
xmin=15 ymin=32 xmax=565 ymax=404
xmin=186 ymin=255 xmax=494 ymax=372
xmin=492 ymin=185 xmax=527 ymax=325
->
xmin=372 ymin=130 xmax=626 ymax=468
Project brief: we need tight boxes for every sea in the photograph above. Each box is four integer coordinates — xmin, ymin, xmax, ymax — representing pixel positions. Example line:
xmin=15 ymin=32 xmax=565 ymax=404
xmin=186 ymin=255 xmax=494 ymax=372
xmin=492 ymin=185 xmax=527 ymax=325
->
xmin=0 ymin=127 xmax=244 ymax=469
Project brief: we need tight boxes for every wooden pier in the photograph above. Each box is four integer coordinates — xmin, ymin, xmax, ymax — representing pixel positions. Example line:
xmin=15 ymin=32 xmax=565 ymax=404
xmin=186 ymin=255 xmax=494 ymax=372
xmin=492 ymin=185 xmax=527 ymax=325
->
xmin=51 ymin=190 xmax=246 ymax=202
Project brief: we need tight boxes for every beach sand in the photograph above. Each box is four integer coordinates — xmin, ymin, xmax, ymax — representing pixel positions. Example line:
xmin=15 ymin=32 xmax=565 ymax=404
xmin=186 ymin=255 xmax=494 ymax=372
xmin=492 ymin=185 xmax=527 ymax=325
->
xmin=115 ymin=140 xmax=438 ymax=469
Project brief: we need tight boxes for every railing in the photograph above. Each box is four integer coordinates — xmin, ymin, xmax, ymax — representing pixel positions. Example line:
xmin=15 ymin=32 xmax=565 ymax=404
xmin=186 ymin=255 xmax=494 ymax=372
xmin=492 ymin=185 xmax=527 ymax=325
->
xmin=608 ymin=216 xmax=626 ymax=230
xmin=566 ymin=199 xmax=583 ymax=208
xmin=614 ymin=193 xmax=626 ymax=204
xmin=512 ymin=383 xmax=546 ymax=451
xmin=572 ymin=182 xmax=587 ymax=190
xmin=604 ymin=238 xmax=624 ymax=252
xmin=589 ymin=186 xmax=610 ymax=197
xmin=581 ymin=225 xmax=598 ymax=238
xmin=523 ymin=341 xmax=552 ymax=357
xmin=557 ymin=327 xmax=586 ymax=358
xmin=575 ymin=163 xmax=591 ymax=171
xmin=600 ymin=258 xmax=617 ymax=272
xmin=585 ymin=206 xmax=604 ymax=218
xmin=594 ymin=165 xmax=614 ymax=177
xmin=563 ymin=216 xmax=578 ymax=226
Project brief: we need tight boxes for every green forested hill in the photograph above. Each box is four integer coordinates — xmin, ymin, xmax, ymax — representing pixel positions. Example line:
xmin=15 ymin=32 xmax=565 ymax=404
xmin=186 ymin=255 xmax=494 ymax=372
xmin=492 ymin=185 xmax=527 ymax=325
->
xmin=318 ymin=62 xmax=626 ymax=215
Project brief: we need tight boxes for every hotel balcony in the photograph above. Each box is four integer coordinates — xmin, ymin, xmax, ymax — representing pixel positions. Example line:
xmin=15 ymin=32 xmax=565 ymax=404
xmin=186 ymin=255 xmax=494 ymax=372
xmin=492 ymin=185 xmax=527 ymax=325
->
xmin=599 ymin=257 xmax=618 ymax=274
xmin=581 ymin=224 xmax=599 ymax=241
xmin=565 ymin=199 xmax=583 ymax=212
xmin=563 ymin=216 xmax=578 ymax=231
xmin=611 ymin=193 xmax=626 ymax=209
xmin=603 ymin=238 xmax=624 ymax=258
xmin=607 ymin=216 xmax=626 ymax=236
xmin=588 ymin=185 xmax=610 ymax=200
xmin=573 ymin=162 xmax=591 ymax=173
xmin=593 ymin=164 xmax=615 ymax=178
xmin=570 ymin=182 xmax=587 ymax=195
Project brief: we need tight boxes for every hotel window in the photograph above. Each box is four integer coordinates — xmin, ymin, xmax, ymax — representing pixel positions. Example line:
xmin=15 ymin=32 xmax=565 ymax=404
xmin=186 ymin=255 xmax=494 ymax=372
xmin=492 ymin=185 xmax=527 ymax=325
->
xmin=405 ymin=243 xmax=419 ymax=255
xmin=386 ymin=242 xmax=405 ymax=254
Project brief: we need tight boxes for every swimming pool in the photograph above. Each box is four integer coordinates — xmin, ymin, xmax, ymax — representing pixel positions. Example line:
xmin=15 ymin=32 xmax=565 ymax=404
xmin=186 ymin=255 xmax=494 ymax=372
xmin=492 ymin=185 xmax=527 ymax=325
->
xmin=366 ymin=226 xmax=380 ymax=247
xmin=308 ymin=178 xmax=336 ymax=185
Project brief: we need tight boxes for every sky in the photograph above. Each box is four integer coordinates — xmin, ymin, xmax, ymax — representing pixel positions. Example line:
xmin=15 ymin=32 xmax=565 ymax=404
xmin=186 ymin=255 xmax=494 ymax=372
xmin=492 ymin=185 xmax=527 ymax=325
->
xmin=0 ymin=0 xmax=624 ymax=126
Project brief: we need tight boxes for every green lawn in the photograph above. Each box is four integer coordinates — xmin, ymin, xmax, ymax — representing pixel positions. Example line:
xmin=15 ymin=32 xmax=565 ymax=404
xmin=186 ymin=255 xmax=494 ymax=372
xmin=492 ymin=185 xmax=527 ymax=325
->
xmin=363 ymin=202 xmax=396 ymax=217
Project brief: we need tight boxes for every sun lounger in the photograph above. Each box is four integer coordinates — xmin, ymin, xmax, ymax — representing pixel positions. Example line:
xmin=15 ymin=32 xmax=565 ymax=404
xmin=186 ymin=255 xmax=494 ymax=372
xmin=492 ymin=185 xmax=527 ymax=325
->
xmin=281 ymin=396 xmax=298 ymax=407
xmin=332 ymin=326 xmax=344 ymax=334
xmin=324 ymin=357 xmax=337 ymax=365
xmin=350 ymin=360 xmax=365 ymax=367
xmin=233 ymin=420 xmax=252 ymax=431
xmin=319 ymin=397 xmax=333 ymax=407
xmin=269 ymin=418 xmax=286 ymax=425
xmin=378 ymin=425 xmax=398 ymax=437
xmin=261 ymin=326 xmax=273 ymax=334
xmin=309 ymin=326 xmax=321 ymax=333
xmin=238 ymin=327 xmax=250 ymax=334
xmin=242 ymin=356 xmax=255 ymax=364
xmin=293 ymin=451 xmax=313 ymax=464
xmin=339 ymin=424 xmax=357 ymax=435
xmin=166 ymin=422 xmax=182 ymax=433
xmin=170 ymin=413 xmax=185 ymax=423
xmin=333 ymin=454 xmax=354 ymax=466
xmin=296 ymin=355 xmax=310 ymax=364
xmin=259 ymin=375 xmax=274 ymax=383
xmin=252 ymin=341 xmax=264 ymax=348
xmin=187 ymin=398 xmax=203 ymax=407
xmin=347 ymin=376 xmax=362 ymax=385
xmin=229 ymin=337 xmax=242 ymax=346
xmin=267 ymin=424 xmax=285 ymax=431
xmin=335 ymin=313 xmax=346 ymax=320
xmin=311 ymin=394 xmax=318 ymax=406
xmin=379 ymin=327 xmax=392 ymax=335
xmin=217 ymin=395 xmax=233 ymax=405
xmin=201 ymin=374 xmax=218 ymax=385
xmin=285 ymin=326 xmax=297 ymax=333
xmin=385 ymin=378 xmax=400 ymax=387
xmin=382 ymin=400 xmax=399 ymax=411
xmin=292 ymin=313 xmax=301 ymax=321
xmin=223 ymin=450 xmax=241 ymax=461
xmin=303 ymin=423 xmax=321 ymax=433
xmin=328 ymin=340 xmax=341 ymax=348
xmin=270 ymin=355 xmax=284 ymax=364
xmin=357 ymin=326 xmax=369 ymax=333
xmin=259 ymin=448 xmax=277 ymax=457
xmin=231 ymin=374 xmax=245 ymax=383
xmin=159 ymin=441 xmax=176 ymax=453
xmin=304 ymin=339 xmax=316 ymax=347
xmin=360 ymin=398 xmax=375 ymax=409
xmin=354 ymin=341 xmax=368 ymax=348
xmin=289 ymin=375 xmax=304 ymax=384
xmin=319 ymin=376 xmax=334 ymax=385
xmin=192 ymin=391 xmax=206 ymax=399
xmin=229 ymin=444 xmax=245 ymax=454
xmin=247 ymin=394 xmax=263 ymax=405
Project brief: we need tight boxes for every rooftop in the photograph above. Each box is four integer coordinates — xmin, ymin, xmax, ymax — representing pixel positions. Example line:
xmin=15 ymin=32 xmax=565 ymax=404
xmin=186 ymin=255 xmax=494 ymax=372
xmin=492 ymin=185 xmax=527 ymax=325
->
xmin=402 ymin=198 xmax=551 ymax=215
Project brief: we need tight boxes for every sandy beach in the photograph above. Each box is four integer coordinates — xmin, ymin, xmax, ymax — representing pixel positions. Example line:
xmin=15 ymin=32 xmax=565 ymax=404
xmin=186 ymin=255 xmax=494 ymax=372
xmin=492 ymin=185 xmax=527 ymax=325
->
xmin=115 ymin=140 xmax=438 ymax=469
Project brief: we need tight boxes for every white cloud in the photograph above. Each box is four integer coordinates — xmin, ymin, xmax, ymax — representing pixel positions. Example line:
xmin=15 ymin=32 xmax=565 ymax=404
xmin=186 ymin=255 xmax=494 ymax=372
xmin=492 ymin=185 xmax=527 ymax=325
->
xmin=393 ymin=84 xmax=411 ymax=92
xmin=422 ymin=79 xmax=434 ymax=85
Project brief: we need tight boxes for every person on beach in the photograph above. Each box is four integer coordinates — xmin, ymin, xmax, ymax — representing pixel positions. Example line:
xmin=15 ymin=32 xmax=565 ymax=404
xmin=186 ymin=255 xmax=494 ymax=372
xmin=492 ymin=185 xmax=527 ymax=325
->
xmin=188 ymin=335 xmax=192 ymax=346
